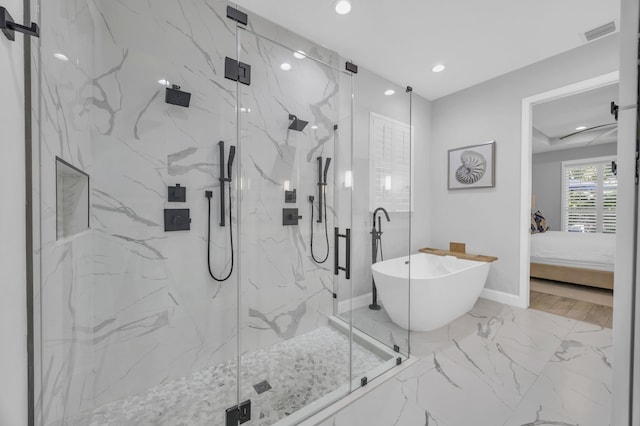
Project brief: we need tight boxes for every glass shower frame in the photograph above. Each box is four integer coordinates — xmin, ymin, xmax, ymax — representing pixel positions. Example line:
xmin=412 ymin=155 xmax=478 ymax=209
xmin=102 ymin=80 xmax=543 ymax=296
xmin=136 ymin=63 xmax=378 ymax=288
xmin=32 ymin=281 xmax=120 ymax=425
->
xmin=234 ymin=24 xmax=357 ymax=423
xmin=30 ymin=1 xmax=412 ymax=424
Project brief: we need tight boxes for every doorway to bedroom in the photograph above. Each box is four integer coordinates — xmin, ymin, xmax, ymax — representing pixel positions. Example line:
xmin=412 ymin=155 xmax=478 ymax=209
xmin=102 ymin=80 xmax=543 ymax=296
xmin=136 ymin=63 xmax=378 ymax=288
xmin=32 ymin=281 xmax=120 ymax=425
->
xmin=528 ymin=77 xmax=618 ymax=328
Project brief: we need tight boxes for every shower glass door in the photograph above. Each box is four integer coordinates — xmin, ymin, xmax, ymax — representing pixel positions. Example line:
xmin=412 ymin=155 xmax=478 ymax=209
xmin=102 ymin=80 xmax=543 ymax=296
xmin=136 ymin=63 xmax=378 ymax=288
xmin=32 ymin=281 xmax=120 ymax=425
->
xmin=34 ymin=1 xmax=241 ymax=424
xmin=235 ymin=22 xmax=355 ymax=424
xmin=335 ymin=67 xmax=413 ymax=385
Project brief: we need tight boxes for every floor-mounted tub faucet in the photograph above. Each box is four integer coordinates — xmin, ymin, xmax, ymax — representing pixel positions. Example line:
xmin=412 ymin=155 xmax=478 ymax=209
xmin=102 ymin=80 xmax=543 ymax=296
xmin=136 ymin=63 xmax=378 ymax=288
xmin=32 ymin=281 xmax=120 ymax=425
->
xmin=369 ymin=207 xmax=390 ymax=310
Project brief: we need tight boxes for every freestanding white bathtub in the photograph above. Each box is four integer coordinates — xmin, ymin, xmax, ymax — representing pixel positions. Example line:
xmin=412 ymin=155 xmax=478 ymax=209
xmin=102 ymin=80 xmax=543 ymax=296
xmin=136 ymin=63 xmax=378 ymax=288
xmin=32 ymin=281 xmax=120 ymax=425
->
xmin=371 ymin=253 xmax=491 ymax=332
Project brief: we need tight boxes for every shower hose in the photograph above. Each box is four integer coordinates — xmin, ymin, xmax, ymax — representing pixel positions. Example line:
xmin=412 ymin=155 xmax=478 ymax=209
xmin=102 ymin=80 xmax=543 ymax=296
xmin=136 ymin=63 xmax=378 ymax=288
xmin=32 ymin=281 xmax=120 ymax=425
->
xmin=206 ymin=184 xmax=234 ymax=282
xmin=310 ymin=185 xmax=330 ymax=263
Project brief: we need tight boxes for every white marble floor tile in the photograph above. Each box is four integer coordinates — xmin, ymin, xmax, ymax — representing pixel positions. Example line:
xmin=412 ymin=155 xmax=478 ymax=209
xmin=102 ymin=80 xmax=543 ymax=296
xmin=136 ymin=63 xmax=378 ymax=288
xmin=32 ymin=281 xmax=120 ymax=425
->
xmin=328 ymin=301 xmax=612 ymax=426
xmin=437 ymin=331 xmax=538 ymax=409
xmin=503 ymin=365 xmax=612 ymax=426
xmin=400 ymin=353 xmax=515 ymax=426
xmin=489 ymin=306 xmax=577 ymax=375
xmin=550 ymin=322 xmax=612 ymax=385
xmin=317 ymin=377 xmax=443 ymax=426
xmin=347 ymin=306 xmax=410 ymax=354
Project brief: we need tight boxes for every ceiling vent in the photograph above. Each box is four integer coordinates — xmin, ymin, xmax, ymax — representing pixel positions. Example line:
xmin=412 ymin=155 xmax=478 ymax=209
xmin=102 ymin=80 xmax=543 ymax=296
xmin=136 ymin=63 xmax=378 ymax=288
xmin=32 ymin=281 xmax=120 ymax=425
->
xmin=584 ymin=21 xmax=616 ymax=42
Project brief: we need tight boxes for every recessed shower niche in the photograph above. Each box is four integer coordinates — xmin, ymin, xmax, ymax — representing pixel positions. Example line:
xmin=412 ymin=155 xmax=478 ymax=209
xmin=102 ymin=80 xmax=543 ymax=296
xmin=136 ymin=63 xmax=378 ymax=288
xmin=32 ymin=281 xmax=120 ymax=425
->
xmin=55 ymin=157 xmax=89 ymax=240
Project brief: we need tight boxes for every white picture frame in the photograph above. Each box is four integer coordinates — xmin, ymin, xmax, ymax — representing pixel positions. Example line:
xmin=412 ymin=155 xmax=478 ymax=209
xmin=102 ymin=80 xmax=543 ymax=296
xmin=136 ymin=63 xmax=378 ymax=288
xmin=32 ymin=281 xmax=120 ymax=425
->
xmin=448 ymin=141 xmax=496 ymax=190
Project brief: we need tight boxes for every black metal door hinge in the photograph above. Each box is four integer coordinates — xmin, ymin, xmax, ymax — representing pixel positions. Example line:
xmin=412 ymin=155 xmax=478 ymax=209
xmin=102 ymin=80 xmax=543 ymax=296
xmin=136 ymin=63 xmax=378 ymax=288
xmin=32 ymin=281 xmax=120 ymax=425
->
xmin=361 ymin=376 xmax=368 ymax=387
xmin=1 ymin=7 xmax=39 ymax=41
xmin=632 ymin=136 xmax=640 ymax=185
xmin=345 ymin=61 xmax=358 ymax=74
xmin=226 ymin=400 xmax=251 ymax=425
xmin=396 ymin=357 xmax=402 ymax=365
xmin=611 ymin=101 xmax=619 ymax=121
xmin=225 ymin=57 xmax=251 ymax=86
xmin=226 ymin=6 xmax=248 ymax=25
xmin=393 ymin=345 xmax=400 ymax=353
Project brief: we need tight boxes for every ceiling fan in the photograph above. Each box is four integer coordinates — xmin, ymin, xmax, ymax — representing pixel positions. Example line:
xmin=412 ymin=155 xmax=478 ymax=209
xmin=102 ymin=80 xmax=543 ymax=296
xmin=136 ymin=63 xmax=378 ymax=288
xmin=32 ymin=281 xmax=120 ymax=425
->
xmin=558 ymin=122 xmax=617 ymax=145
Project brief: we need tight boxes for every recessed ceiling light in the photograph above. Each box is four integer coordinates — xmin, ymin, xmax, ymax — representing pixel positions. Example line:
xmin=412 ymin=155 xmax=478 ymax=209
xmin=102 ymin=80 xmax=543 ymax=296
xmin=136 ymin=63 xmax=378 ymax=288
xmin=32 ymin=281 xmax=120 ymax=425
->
xmin=54 ymin=53 xmax=69 ymax=62
xmin=432 ymin=64 xmax=446 ymax=73
xmin=240 ymin=107 xmax=251 ymax=113
xmin=334 ymin=0 xmax=351 ymax=15
xmin=311 ymin=125 xmax=318 ymax=130
xmin=384 ymin=89 xmax=395 ymax=96
xmin=158 ymin=79 xmax=170 ymax=86
xmin=280 ymin=62 xmax=292 ymax=71
xmin=575 ymin=126 xmax=587 ymax=131
xmin=293 ymin=50 xmax=306 ymax=59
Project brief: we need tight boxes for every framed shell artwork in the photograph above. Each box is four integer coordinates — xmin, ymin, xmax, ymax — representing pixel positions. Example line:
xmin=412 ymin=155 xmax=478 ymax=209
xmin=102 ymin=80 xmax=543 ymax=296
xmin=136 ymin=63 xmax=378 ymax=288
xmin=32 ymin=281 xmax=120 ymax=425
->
xmin=447 ymin=141 xmax=496 ymax=190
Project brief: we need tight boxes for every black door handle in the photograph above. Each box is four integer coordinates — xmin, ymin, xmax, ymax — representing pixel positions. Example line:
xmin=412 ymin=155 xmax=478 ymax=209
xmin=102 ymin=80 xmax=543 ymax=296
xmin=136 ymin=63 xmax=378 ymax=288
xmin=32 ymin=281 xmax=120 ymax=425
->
xmin=334 ymin=227 xmax=351 ymax=279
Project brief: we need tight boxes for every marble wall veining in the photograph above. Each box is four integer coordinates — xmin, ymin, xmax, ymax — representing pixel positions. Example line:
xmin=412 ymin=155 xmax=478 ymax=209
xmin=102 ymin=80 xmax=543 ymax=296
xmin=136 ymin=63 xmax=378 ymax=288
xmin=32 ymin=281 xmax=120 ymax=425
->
xmin=235 ymin=25 xmax=342 ymax=354
xmin=35 ymin=0 xmax=96 ymax=423
xmin=88 ymin=0 xmax=239 ymax=410
xmin=34 ymin=0 xmax=351 ymax=423
xmin=35 ymin=0 xmax=422 ymax=423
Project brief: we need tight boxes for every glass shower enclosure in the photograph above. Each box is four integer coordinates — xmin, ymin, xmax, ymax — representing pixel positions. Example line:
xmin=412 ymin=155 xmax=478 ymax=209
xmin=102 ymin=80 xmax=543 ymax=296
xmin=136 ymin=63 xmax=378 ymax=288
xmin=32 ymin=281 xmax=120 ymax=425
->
xmin=31 ymin=1 xmax=412 ymax=424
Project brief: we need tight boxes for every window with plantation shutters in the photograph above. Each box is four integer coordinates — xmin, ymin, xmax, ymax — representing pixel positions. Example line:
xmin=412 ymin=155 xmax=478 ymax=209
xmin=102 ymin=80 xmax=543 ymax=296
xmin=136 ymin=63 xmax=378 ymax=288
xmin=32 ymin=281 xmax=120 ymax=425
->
xmin=369 ymin=112 xmax=414 ymax=212
xmin=561 ymin=156 xmax=617 ymax=234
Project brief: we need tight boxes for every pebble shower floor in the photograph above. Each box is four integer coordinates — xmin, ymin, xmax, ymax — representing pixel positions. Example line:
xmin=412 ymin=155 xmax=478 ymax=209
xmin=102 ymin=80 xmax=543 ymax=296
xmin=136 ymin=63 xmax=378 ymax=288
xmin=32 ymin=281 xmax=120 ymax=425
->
xmin=80 ymin=326 xmax=386 ymax=425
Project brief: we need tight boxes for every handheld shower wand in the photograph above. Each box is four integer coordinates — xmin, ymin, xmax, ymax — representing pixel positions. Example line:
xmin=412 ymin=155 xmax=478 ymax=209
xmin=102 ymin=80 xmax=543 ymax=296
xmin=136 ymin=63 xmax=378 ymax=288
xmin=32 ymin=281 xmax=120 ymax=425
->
xmin=227 ymin=145 xmax=235 ymax=182
xmin=309 ymin=125 xmax=336 ymax=264
xmin=323 ymin=158 xmax=331 ymax=187
xmin=309 ymin=155 xmax=332 ymax=263
xmin=205 ymin=140 xmax=235 ymax=282
xmin=316 ymin=156 xmax=332 ymax=223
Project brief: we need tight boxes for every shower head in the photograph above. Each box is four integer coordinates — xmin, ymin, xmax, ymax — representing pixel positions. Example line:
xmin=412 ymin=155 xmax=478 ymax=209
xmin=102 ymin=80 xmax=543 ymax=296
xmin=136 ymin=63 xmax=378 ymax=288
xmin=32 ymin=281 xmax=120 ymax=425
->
xmin=323 ymin=158 xmax=331 ymax=184
xmin=288 ymin=114 xmax=309 ymax=132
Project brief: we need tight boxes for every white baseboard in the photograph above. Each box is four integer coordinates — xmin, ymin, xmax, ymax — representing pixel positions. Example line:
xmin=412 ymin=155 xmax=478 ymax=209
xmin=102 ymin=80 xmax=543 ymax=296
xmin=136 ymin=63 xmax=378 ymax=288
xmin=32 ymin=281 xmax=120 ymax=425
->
xmin=480 ymin=288 xmax=527 ymax=309
xmin=337 ymin=292 xmax=372 ymax=314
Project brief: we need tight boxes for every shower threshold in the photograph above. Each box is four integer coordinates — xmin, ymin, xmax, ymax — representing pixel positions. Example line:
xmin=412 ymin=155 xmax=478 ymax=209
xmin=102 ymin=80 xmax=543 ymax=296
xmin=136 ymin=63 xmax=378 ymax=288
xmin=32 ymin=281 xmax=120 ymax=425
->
xmin=82 ymin=316 xmax=402 ymax=426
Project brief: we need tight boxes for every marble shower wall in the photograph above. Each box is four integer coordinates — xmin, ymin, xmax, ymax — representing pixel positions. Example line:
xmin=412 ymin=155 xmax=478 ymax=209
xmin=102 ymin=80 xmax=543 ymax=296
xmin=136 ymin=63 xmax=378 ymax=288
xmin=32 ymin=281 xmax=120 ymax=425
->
xmin=35 ymin=0 xmax=96 ymax=423
xmin=235 ymin=24 xmax=343 ymax=354
xmin=36 ymin=0 xmax=346 ymax=423
xmin=88 ymin=0 xmax=240 ymax=411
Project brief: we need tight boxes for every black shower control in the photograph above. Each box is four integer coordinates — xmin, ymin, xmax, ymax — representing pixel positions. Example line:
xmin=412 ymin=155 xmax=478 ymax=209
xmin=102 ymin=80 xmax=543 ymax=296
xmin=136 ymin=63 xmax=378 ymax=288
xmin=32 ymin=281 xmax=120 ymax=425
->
xmin=164 ymin=209 xmax=191 ymax=231
xmin=285 ymin=189 xmax=296 ymax=203
xmin=168 ymin=184 xmax=186 ymax=202
xmin=282 ymin=208 xmax=302 ymax=226
xmin=165 ymin=85 xmax=191 ymax=108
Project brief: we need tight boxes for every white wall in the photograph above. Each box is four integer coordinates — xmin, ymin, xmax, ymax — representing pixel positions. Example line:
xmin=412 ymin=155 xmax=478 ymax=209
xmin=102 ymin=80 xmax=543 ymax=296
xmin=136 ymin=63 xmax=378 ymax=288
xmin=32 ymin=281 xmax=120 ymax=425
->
xmin=0 ymin=0 xmax=28 ymax=424
xmin=532 ymin=143 xmax=617 ymax=230
xmin=430 ymin=34 xmax=619 ymax=295
xmin=345 ymin=68 xmax=431 ymax=300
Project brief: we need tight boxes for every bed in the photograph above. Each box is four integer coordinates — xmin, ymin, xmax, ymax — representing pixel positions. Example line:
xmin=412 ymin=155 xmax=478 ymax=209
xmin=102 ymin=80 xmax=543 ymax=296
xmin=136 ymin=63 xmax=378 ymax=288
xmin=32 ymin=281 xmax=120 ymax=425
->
xmin=530 ymin=231 xmax=616 ymax=290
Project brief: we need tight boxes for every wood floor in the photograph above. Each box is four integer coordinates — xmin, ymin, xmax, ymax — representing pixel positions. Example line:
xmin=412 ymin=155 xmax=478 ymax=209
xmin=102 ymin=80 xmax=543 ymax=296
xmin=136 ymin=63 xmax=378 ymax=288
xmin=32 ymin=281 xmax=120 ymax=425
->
xmin=529 ymin=279 xmax=613 ymax=328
